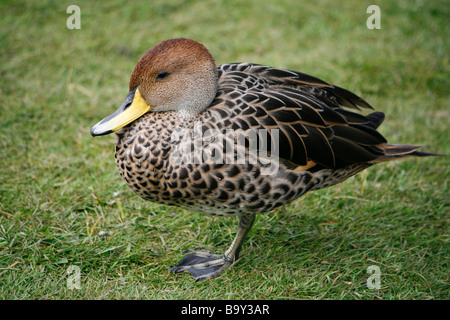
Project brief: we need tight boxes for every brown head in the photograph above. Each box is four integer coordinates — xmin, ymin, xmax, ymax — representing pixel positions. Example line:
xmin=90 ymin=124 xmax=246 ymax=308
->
xmin=91 ymin=38 xmax=218 ymax=136
xmin=130 ymin=38 xmax=218 ymax=115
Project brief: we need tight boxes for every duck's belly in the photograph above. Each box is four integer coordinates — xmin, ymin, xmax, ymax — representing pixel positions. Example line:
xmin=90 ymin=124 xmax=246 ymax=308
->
xmin=115 ymin=146 xmax=307 ymax=216
xmin=114 ymin=136 xmax=315 ymax=216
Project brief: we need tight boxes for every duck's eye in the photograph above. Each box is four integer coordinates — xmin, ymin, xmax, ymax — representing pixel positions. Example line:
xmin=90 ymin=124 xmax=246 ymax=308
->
xmin=156 ymin=72 xmax=169 ymax=80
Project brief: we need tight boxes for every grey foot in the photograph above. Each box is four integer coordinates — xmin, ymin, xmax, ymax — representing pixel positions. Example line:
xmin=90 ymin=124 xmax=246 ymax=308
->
xmin=169 ymin=251 xmax=233 ymax=281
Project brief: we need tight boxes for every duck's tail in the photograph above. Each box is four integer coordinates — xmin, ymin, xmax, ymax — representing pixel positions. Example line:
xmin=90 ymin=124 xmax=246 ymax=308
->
xmin=373 ymin=143 xmax=442 ymax=163
xmin=362 ymin=111 xmax=442 ymax=163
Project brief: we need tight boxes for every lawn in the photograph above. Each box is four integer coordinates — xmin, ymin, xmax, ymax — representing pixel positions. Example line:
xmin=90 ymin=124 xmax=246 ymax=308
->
xmin=0 ymin=0 xmax=448 ymax=300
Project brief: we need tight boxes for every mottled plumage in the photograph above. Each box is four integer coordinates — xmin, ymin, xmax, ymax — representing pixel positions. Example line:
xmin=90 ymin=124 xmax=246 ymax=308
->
xmin=91 ymin=38 xmax=435 ymax=280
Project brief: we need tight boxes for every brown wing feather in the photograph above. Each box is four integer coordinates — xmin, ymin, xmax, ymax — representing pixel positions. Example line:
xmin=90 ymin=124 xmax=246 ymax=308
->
xmin=213 ymin=63 xmax=390 ymax=169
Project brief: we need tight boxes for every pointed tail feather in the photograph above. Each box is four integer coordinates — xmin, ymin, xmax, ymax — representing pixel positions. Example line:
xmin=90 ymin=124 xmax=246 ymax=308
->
xmin=373 ymin=144 xmax=443 ymax=162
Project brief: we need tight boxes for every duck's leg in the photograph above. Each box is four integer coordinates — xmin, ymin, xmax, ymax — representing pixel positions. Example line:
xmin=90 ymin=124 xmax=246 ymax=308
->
xmin=169 ymin=213 xmax=255 ymax=281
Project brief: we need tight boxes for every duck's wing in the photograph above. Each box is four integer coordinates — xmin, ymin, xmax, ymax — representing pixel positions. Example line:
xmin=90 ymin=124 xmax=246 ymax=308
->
xmin=212 ymin=63 xmax=388 ymax=169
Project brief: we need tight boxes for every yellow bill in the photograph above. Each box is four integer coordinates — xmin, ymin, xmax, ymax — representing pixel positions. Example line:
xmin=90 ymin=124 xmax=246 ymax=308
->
xmin=91 ymin=88 xmax=151 ymax=136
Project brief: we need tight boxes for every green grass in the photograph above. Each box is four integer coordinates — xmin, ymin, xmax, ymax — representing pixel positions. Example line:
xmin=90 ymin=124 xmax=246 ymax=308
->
xmin=0 ymin=0 xmax=448 ymax=300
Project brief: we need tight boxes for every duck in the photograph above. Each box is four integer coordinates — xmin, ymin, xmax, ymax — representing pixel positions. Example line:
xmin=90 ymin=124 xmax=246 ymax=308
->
xmin=91 ymin=38 xmax=435 ymax=281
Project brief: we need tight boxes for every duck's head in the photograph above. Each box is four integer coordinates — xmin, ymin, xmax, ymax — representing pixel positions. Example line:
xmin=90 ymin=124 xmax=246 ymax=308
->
xmin=91 ymin=38 xmax=218 ymax=136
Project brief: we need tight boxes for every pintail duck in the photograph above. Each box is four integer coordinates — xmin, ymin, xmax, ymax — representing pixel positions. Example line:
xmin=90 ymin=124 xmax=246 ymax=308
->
xmin=91 ymin=38 xmax=435 ymax=280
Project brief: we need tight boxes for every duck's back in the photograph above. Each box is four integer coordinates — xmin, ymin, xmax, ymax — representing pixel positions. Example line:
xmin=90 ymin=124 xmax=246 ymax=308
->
xmin=210 ymin=63 xmax=393 ymax=169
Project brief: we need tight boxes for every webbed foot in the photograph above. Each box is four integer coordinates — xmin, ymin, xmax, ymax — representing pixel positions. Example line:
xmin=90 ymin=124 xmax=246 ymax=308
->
xmin=169 ymin=213 xmax=255 ymax=281
xmin=169 ymin=251 xmax=233 ymax=281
